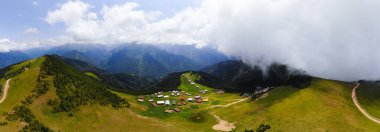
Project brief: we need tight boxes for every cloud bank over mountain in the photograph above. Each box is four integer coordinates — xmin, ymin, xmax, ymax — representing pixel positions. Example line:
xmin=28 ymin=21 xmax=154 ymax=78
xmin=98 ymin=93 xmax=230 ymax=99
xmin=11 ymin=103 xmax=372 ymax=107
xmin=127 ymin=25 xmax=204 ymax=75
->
xmin=3 ymin=0 xmax=380 ymax=81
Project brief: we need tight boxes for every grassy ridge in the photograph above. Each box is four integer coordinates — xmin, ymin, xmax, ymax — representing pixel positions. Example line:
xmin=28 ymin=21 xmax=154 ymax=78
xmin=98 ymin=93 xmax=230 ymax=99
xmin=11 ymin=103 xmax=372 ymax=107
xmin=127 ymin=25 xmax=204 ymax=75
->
xmin=212 ymin=79 xmax=380 ymax=131
xmin=0 ymin=57 xmax=44 ymax=113
xmin=0 ymin=57 xmax=46 ymax=131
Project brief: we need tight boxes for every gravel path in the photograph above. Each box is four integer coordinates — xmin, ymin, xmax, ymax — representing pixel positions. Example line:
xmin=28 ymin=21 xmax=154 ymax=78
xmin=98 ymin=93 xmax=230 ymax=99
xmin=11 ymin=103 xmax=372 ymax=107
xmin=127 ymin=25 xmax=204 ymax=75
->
xmin=0 ymin=78 xmax=11 ymax=104
xmin=352 ymin=83 xmax=380 ymax=124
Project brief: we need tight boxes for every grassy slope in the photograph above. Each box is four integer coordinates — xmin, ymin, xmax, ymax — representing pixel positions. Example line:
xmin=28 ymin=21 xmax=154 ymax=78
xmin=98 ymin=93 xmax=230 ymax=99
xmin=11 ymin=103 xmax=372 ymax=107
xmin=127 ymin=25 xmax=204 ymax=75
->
xmin=356 ymin=83 xmax=380 ymax=119
xmin=26 ymin=58 xmax=174 ymax=132
xmin=212 ymin=79 xmax=380 ymax=131
xmin=29 ymin=86 xmax=174 ymax=132
xmin=0 ymin=57 xmax=45 ymax=131
xmin=2 ymin=57 xmax=173 ymax=132
xmin=0 ymin=57 xmax=44 ymax=113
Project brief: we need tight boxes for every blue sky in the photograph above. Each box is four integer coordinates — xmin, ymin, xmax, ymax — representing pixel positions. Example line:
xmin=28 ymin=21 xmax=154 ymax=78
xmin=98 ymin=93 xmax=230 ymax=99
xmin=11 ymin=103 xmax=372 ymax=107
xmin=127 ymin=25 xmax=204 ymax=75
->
xmin=0 ymin=0 xmax=200 ymax=41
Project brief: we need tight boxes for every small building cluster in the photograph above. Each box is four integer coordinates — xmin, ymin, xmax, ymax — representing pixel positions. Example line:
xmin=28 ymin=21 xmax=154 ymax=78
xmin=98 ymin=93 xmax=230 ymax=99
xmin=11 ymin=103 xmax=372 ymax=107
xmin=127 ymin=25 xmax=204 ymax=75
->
xmin=171 ymin=91 xmax=181 ymax=96
xmin=254 ymin=87 xmax=271 ymax=94
xmin=136 ymin=74 xmax=215 ymax=114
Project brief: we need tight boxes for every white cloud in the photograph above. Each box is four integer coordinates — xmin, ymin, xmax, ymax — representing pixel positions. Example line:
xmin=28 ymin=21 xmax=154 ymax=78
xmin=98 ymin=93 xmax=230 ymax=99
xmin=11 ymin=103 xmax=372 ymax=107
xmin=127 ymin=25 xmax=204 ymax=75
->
xmin=45 ymin=0 xmax=380 ymax=81
xmin=0 ymin=38 xmax=43 ymax=52
xmin=45 ymin=1 xmax=198 ymax=44
xmin=0 ymin=38 xmax=11 ymax=44
xmin=23 ymin=27 xmax=39 ymax=34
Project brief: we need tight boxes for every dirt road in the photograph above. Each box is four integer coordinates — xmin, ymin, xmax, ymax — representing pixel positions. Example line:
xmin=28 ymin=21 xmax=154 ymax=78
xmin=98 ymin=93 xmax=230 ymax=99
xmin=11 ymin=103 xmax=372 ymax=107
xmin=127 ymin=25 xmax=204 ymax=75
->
xmin=0 ymin=79 xmax=11 ymax=104
xmin=208 ymin=97 xmax=251 ymax=109
xmin=208 ymin=97 xmax=251 ymax=131
xmin=210 ymin=112 xmax=236 ymax=131
xmin=352 ymin=83 xmax=380 ymax=124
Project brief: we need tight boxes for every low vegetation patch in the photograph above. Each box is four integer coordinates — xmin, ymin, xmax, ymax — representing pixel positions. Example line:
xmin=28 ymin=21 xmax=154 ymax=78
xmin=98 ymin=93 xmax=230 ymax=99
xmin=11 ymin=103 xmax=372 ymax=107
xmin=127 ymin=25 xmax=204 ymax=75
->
xmin=0 ymin=121 xmax=7 ymax=126
xmin=6 ymin=105 xmax=52 ymax=132
xmin=189 ymin=111 xmax=208 ymax=123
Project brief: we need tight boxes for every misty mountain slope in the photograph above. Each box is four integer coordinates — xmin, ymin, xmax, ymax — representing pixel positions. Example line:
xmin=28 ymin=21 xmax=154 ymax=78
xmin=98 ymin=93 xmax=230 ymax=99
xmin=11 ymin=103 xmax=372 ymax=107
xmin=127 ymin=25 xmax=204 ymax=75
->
xmin=47 ymin=44 xmax=109 ymax=66
xmin=202 ymin=60 xmax=312 ymax=92
xmin=0 ymin=51 xmax=30 ymax=68
xmin=62 ymin=50 xmax=94 ymax=64
xmin=202 ymin=60 xmax=261 ymax=82
xmin=39 ymin=44 xmax=215 ymax=79
xmin=103 ymin=44 xmax=204 ymax=78
xmin=61 ymin=58 xmax=159 ymax=94
xmin=157 ymin=44 xmax=229 ymax=66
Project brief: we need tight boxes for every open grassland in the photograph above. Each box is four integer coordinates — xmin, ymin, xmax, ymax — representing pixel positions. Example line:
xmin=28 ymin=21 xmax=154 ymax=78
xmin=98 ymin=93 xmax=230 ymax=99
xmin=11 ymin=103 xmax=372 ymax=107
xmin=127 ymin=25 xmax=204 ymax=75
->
xmin=84 ymin=71 xmax=101 ymax=80
xmin=212 ymin=79 xmax=380 ymax=131
xmin=356 ymin=83 xmax=380 ymax=119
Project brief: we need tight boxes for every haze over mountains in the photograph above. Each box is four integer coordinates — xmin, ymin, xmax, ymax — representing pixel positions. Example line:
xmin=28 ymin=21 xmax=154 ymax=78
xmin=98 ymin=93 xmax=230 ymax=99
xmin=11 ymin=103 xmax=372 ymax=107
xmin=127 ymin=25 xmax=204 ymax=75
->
xmin=0 ymin=44 xmax=230 ymax=79
xmin=0 ymin=51 xmax=30 ymax=68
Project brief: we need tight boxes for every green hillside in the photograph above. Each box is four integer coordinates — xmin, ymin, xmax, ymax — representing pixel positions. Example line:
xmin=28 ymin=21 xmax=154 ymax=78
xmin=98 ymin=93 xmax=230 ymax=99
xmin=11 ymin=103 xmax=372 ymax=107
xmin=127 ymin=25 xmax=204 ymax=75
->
xmin=114 ymin=73 xmax=380 ymax=131
xmin=211 ymin=79 xmax=380 ymax=131
xmin=1 ymin=57 xmax=380 ymax=131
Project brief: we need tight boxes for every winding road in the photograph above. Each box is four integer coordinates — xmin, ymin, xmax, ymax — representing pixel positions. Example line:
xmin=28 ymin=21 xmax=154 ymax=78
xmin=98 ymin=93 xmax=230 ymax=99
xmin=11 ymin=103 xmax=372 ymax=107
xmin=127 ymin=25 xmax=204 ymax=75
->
xmin=0 ymin=78 xmax=11 ymax=104
xmin=352 ymin=83 xmax=380 ymax=124
xmin=208 ymin=97 xmax=251 ymax=131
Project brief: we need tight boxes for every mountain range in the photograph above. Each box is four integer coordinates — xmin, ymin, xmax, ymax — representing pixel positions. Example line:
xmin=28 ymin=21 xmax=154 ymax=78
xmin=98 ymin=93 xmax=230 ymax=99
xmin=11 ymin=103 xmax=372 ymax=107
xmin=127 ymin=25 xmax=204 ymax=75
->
xmin=0 ymin=51 xmax=30 ymax=68
xmin=12 ymin=44 xmax=229 ymax=79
